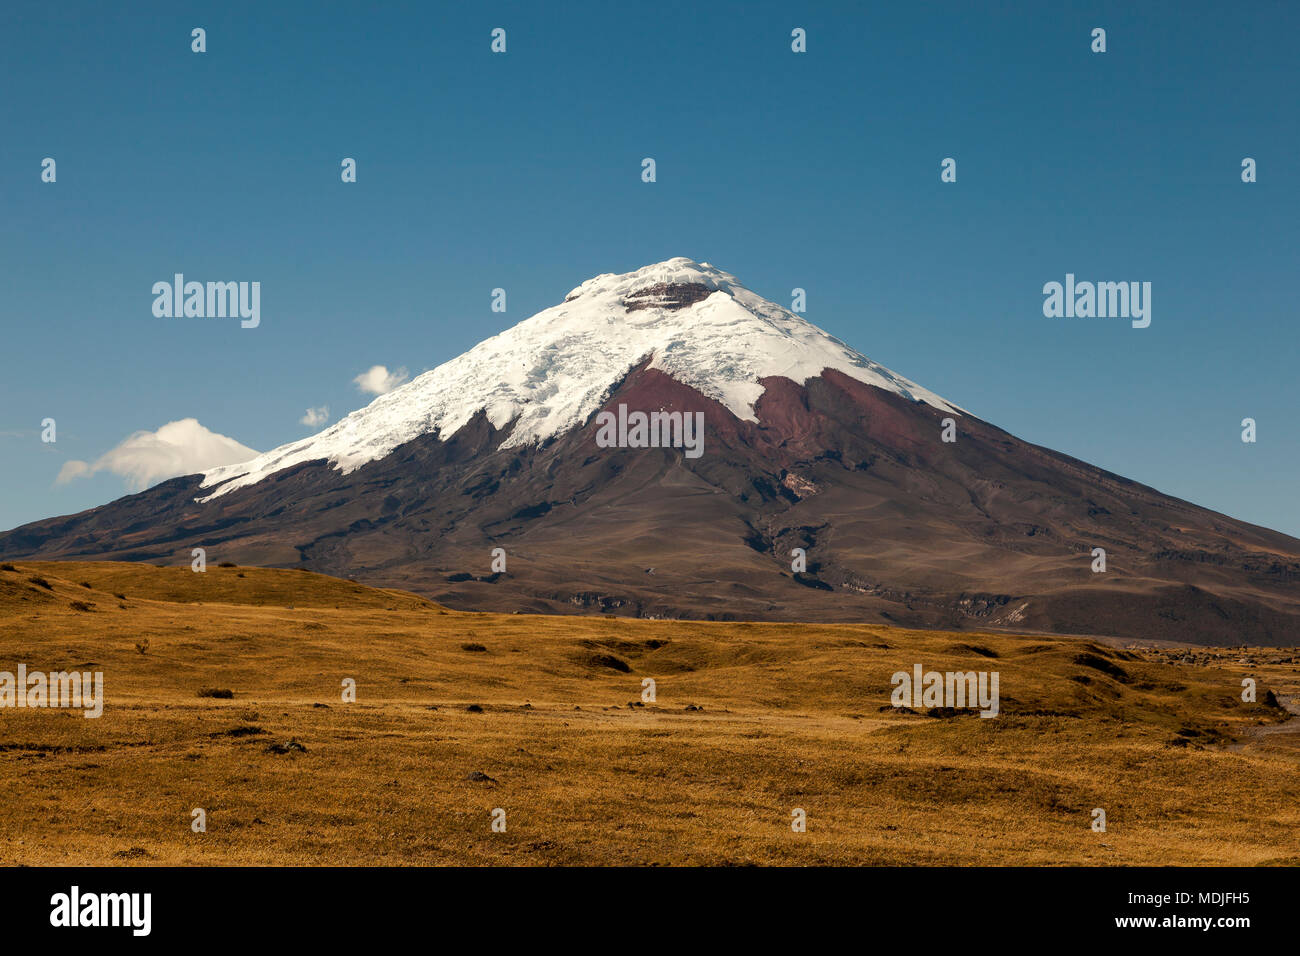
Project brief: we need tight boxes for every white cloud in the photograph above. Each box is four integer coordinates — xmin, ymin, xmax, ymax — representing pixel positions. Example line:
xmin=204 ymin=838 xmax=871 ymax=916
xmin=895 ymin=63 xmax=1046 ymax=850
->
xmin=56 ymin=418 xmax=258 ymax=492
xmin=353 ymin=364 xmax=409 ymax=395
xmin=300 ymin=405 xmax=330 ymax=427
xmin=56 ymin=460 xmax=91 ymax=483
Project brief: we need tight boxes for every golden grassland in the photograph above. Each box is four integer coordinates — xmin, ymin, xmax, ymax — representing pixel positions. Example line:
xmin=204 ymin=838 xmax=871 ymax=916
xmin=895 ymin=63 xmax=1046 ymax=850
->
xmin=0 ymin=560 xmax=1296 ymax=866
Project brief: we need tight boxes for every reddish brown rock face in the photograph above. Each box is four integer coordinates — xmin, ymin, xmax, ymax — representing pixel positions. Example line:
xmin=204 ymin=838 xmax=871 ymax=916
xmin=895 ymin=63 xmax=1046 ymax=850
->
xmin=3 ymin=364 xmax=1299 ymax=645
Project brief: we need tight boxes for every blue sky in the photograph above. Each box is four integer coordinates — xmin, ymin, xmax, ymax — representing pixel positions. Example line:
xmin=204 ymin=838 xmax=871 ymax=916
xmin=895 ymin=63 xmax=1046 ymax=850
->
xmin=2 ymin=0 xmax=1297 ymax=536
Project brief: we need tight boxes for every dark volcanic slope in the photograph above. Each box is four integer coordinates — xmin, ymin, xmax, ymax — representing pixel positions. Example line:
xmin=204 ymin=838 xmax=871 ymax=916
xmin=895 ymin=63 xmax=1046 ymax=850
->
xmin=4 ymin=365 xmax=1299 ymax=645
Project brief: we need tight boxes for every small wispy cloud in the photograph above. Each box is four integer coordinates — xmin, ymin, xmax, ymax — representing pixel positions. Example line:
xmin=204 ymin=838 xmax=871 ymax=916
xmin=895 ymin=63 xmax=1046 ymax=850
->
xmin=300 ymin=406 xmax=330 ymax=427
xmin=56 ymin=418 xmax=258 ymax=492
xmin=353 ymin=365 xmax=409 ymax=395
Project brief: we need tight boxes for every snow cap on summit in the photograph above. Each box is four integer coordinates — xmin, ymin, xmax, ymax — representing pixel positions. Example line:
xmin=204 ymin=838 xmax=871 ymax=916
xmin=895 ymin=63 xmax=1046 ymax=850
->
xmin=564 ymin=257 xmax=739 ymax=300
xmin=198 ymin=258 xmax=962 ymax=500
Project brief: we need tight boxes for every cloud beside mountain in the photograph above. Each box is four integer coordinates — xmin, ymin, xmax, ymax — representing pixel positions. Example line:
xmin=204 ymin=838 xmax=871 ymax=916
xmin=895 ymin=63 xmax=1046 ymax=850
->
xmin=56 ymin=418 xmax=258 ymax=492
xmin=354 ymin=365 xmax=409 ymax=395
xmin=300 ymin=406 xmax=330 ymax=427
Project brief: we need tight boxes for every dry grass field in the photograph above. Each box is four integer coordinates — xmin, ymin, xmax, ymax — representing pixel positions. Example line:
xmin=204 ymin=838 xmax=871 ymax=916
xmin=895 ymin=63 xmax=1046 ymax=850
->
xmin=0 ymin=560 xmax=1296 ymax=866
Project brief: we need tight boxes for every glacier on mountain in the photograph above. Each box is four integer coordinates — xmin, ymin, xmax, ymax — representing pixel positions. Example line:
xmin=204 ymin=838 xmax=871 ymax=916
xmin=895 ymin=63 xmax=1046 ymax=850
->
xmin=198 ymin=258 xmax=962 ymax=501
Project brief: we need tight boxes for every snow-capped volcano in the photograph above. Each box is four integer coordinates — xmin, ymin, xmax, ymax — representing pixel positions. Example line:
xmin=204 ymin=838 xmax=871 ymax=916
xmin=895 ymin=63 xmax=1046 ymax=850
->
xmin=10 ymin=256 xmax=1299 ymax=646
xmin=198 ymin=258 xmax=961 ymax=500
